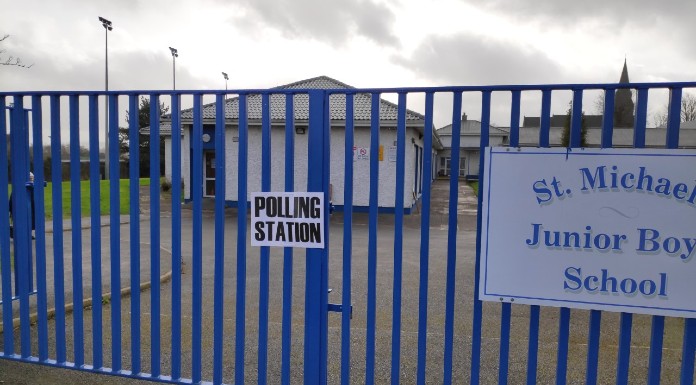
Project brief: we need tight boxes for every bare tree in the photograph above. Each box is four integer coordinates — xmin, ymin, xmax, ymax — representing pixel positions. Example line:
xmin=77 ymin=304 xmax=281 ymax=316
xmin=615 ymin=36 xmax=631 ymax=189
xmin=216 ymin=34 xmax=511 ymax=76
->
xmin=652 ymin=111 xmax=668 ymax=128
xmin=681 ymin=92 xmax=696 ymax=122
xmin=0 ymin=34 xmax=33 ymax=68
xmin=651 ymin=92 xmax=696 ymax=127
xmin=593 ymin=94 xmax=605 ymax=115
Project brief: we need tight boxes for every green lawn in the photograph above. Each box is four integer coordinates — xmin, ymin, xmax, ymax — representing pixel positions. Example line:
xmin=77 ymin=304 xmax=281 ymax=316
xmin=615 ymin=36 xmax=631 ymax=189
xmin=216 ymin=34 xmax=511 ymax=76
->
xmin=468 ymin=181 xmax=479 ymax=196
xmin=11 ymin=178 xmax=152 ymax=219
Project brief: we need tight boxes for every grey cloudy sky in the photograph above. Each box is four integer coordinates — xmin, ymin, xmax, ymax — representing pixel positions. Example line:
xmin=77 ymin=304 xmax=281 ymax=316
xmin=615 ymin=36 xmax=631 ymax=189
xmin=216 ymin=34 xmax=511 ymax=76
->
xmin=1 ymin=0 xmax=694 ymax=130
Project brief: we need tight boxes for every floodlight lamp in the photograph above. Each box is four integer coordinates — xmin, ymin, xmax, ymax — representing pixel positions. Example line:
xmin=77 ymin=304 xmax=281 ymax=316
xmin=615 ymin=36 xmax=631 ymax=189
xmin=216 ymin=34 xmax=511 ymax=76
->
xmin=169 ymin=47 xmax=178 ymax=57
xmin=222 ymin=72 xmax=229 ymax=80
xmin=99 ymin=16 xmax=112 ymax=29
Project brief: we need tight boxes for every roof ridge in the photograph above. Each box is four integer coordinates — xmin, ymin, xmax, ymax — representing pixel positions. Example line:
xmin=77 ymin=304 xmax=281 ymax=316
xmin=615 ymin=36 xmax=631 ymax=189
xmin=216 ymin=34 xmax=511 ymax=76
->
xmin=273 ymin=75 xmax=356 ymax=90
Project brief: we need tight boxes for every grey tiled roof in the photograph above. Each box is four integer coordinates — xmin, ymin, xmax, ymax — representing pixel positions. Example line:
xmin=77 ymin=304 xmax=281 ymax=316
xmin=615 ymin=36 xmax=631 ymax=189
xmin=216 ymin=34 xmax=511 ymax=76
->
xmin=176 ymin=75 xmax=425 ymax=122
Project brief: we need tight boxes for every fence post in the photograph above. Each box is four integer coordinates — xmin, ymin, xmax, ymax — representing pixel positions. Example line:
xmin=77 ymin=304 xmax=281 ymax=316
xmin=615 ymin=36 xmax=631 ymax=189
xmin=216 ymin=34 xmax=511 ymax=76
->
xmin=304 ymin=90 xmax=328 ymax=385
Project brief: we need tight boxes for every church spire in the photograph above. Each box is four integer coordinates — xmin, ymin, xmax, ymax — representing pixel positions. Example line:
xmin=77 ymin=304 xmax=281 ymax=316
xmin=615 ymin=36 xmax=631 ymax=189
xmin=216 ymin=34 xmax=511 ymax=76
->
xmin=619 ymin=58 xmax=630 ymax=84
xmin=614 ymin=59 xmax=634 ymax=127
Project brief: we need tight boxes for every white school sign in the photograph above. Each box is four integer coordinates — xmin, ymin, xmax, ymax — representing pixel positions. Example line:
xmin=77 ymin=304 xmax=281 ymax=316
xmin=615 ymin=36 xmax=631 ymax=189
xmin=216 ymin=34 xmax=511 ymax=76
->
xmin=479 ymin=147 xmax=696 ymax=317
xmin=251 ymin=192 xmax=325 ymax=248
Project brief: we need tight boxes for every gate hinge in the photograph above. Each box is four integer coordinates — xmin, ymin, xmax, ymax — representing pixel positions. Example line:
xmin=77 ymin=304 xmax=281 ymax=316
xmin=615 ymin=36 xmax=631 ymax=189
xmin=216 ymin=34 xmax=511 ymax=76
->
xmin=327 ymin=303 xmax=353 ymax=319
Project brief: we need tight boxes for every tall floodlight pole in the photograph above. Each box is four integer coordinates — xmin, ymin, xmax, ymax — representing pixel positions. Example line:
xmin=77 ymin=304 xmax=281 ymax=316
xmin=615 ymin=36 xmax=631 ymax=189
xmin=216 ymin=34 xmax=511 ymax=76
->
xmin=169 ymin=47 xmax=178 ymax=90
xmin=99 ymin=16 xmax=113 ymax=179
xmin=222 ymin=72 xmax=228 ymax=99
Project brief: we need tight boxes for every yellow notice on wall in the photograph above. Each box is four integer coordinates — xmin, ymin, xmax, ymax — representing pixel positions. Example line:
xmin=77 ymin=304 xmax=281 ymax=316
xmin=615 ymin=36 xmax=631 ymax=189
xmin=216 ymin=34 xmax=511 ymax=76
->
xmin=379 ymin=145 xmax=384 ymax=161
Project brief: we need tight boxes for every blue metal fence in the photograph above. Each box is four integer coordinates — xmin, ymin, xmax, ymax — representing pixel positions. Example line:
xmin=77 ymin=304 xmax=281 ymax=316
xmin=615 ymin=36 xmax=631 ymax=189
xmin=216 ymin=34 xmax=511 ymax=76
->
xmin=0 ymin=82 xmax=694 ymax=384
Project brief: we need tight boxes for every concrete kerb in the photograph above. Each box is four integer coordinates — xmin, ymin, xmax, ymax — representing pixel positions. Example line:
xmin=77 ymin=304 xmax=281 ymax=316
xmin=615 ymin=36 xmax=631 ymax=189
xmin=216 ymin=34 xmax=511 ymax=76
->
xmin=0 ymin=270 xmax=172 ymax=334
xmin=0 ymin=215 xmax=173 ymax=334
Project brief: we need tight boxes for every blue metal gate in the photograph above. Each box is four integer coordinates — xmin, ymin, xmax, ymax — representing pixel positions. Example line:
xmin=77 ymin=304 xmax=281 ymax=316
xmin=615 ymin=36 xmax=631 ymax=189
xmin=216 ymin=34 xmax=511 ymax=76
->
xmin=0 ymin=82 xmax=695 ymax=384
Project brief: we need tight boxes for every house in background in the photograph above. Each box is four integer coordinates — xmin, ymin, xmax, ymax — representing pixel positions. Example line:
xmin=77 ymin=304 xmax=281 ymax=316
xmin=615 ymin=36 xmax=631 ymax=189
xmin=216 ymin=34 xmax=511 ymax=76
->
xmin=153 ymin=76 xmax=443 ymax=214
xmin=435 ymin=113 xmax=508 ymax=179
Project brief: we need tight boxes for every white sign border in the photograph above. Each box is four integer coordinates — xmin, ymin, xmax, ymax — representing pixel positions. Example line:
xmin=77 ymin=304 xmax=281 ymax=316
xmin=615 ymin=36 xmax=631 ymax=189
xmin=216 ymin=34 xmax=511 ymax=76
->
xmin=250 ymin=191 xmax=325 ymax=249
xmin=479 ymin=146 xmax=696 ymax=318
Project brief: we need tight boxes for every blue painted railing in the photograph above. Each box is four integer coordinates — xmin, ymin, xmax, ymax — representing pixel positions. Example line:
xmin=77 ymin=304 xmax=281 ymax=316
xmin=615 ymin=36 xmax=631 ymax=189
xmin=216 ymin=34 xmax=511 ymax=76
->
xmin=0 ymin=82 xmax=694 ymax=385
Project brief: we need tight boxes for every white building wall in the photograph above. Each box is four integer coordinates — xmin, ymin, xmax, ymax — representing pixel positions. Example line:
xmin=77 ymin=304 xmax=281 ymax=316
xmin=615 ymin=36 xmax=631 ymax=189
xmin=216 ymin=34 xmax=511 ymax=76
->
xmin=183 ymin=129 xmax=190 ymax=199
xmin=164 ymin=138 xmax=172 ymax=181
xmin=182 ymin=124 xmax=425 ymax=209
xmin=223 ymin=125 xmax=311 ymax=202
xmin=330 ymin=126 xmax=422 ymax=209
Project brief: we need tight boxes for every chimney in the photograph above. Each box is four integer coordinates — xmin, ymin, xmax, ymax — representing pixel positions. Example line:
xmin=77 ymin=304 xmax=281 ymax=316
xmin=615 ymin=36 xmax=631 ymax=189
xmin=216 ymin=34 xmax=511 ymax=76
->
xmin=462 ymin=113 xmax=468 ymax=121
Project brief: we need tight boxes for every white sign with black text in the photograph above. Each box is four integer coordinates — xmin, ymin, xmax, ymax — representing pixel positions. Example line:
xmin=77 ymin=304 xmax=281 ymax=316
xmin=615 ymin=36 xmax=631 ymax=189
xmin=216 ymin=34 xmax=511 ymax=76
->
xmin=251 ymin=192 xmax=324 ymax=248
xmin=479 ymin=147 xmax=696 ymax=318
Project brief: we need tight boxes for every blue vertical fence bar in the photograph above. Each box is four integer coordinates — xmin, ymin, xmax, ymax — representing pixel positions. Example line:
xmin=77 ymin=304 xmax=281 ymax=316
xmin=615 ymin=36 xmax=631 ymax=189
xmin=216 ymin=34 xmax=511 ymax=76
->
xmin=50 ymin=95 xmax=67 ymax=364
xmin=0 ymin=95 xmax=13 ymax=356
xmin=539 ymin=90 xmax=552 ymax=147
xmin=88 ymin=95 xmax=104 ymax=369
xmin=526 ymin=306 xmax=540 ymax=385
xmin=600 ymin=89 xmax=615 ymax=147
xmin=212 ymin=93 xmax=226 ymax=385
xmin=681 ymin=318 xmax=696 ymax=385
xmin=191 ymin=93 xmax=204 ymax=384
xmin=69 ymin=94 xmax=85 ymax=366
xmin=570 ymin=89 xmax=583 ymax=147
xmin=667 ymin=88 xmax=696 ymax=385
xmin=149 ymin=94 xmax=162 ymax=378
xmin=282 ymin=93 xmax=296 ymax=385
xmin=555 ymin=89 xmax=584 ymax=385
xmin=258 ymin=92 xmax=272 ymax=385
xmin=633 ymin=89 xmax=648 ymax=148
xmin=556 ymin=308 xmax=571 ymax=385
xmin=31 ymin=95 xmax=49 ymax=362
xmin=443 ymin=92 xmax=462 ymax=385
xmin=416 ymin=92 xmax=434 ymax=385
xmin=528 ymin=88 xmax=553 ymax=385
xmin=170 ymin=93 xmax=182 ymax=381
xmin=647 ymin=88 xmax=682 ymax=385
xmin=304 ymin=90 xmax=326 ymax=385
xmin=341 ymin=93 xmax=354 ymax=385
xmin=666 ymin=88 xmax=682 ymax=147
xmin=320 ymin=89 xmax=330 ymax=385
xmin=498 ymin=90 xmax=521 ymax=385
xmin=586 ymin=88 xmax=616 ymax=385
xmin=11 ymin=97 xmax=31 ymax=359
xmin=235 ymin=93 xmax=249 ymax=385
xmin=390 ymin=93 xmax=407 ymax=385
xmin=128 ymin=93 xmax=141 ymax=374
xmin=365 ymin=92 xmax=380 ymax=385
xmin=108 ymin=94 xmax=122 ymax=373
xmin=616 ymin=314 xmax=633 ymax=385
xmin=471 ymin=91 xmax=491 ymax=385
xmin=583 ymin=255 xmax=602 ymax=376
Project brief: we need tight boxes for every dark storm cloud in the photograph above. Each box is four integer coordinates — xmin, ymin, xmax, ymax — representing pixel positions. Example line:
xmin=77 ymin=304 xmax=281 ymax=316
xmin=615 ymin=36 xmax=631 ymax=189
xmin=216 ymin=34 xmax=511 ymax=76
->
xmin=394 ymin=33 xmax=563 ymax=85
xmin=232 ymin=0 xmax=399 ymax=46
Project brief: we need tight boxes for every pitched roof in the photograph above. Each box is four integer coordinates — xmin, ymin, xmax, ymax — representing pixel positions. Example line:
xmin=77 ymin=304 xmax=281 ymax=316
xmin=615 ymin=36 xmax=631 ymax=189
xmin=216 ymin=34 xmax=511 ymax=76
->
xmin=173 ymin=75 xmax=425 ymax=123
xmin=437 ymin=120 xmax=509 ymax=136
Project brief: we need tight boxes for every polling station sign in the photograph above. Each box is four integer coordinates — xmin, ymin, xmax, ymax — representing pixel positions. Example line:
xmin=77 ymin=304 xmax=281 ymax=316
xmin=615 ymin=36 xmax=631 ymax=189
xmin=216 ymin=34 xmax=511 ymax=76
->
xmin=479 ymin=147 xmax=696 ymax=317
xmin=251 ymin=192 xmax=324 ymax=248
